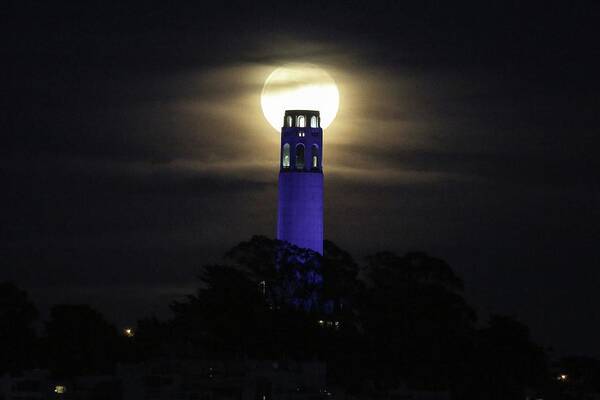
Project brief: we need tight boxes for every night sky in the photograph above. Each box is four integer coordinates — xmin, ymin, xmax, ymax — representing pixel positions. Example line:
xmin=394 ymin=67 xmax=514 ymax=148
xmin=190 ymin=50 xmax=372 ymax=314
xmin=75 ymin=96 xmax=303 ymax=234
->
xmin=3 ymin=2 xmax=600 ymax=357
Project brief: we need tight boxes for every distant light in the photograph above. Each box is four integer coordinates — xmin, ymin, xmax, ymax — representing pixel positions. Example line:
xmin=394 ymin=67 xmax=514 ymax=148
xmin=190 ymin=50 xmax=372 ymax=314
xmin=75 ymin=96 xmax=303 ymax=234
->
xmin=318 ymin=320 xmax=324 ymax=325
xmin=557 ymin=374 xmax=568 ymax=381
xmin=259 ymin=280 xmax=267 ymax=296
xmin=124 ymin=328 xmax=135 ymax=337
xmin=54 ymin=385 xmax=66 ymax=394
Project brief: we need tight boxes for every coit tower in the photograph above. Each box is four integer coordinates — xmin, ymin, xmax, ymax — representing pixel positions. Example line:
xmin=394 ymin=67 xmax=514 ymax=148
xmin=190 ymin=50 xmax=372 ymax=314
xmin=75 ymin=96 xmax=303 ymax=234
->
xmin=277 ymin=110 xmax=323 ymax=254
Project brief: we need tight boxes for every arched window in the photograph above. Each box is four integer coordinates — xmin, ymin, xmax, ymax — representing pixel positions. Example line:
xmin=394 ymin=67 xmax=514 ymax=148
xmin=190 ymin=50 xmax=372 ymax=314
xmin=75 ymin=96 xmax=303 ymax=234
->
xmin=282 ymin=143 xmax=290 ymax=168
xmin=286 ymin=115 xmax=293 ymax=127
xmin=311 ymin=144 xmax=319 ymax=169
xmin=297 ymin=115 xmax=306 ymax=127
xmin=295 ymin=144 xmax=305 ymax=170
xmin=310 ymin=115 xmax=318 ymax=128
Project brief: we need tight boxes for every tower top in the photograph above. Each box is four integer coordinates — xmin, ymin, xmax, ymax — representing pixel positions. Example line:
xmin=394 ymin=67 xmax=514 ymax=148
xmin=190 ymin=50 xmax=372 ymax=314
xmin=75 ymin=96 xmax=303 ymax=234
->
xmin=282 ymin=110 xmax=321 ymax=129
xmin=284 ymin=109 xmax=320 ymax=116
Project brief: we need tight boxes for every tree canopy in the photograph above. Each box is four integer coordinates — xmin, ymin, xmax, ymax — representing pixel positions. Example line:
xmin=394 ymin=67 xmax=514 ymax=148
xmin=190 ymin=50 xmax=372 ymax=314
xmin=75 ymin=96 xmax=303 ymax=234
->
xmin=1 ymin=237 xmax=587 ymax=399
xmin=0 ymin=281 xmax=39 ymax=374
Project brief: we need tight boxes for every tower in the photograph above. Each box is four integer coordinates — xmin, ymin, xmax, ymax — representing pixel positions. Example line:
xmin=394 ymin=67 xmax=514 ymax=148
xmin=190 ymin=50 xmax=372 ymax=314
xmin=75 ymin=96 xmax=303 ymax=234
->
xmin=277 ymin=110 xmax=323 ymax=254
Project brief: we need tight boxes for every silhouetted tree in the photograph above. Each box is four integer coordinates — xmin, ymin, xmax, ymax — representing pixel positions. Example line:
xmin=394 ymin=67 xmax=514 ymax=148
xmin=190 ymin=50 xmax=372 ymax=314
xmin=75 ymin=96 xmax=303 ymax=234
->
xmin=321 ymin=240 xmax=364 ymax=316
xmin=226 ymin=235 xmax=323 ymax=311
xmin=134 ymin=316 xmax=172 ymax=360
xmin=157 ymin=237 xmax=555 ymax=398
xmin=0 ymin=282 xmax=39 ymax=374
xmin=313 ymin=241 xmax=366 ymax=388
xmin=170 ymin=236 xmax=363 ymax=361
xmin=43 ymin=304 xmax=121 ymax=377
xmin=360 ymin=252 xmax=476 ymax=391
xmin=457 ymin=314 xmax=549 ymax=400
xmin=170 ymin=265 xmax=271 ymax=358
xmin=0 ymin=236 xmax=562 ymax=400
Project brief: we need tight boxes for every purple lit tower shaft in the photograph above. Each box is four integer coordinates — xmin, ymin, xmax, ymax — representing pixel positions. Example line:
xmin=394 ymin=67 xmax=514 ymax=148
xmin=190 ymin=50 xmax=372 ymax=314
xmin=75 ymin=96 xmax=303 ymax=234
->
xmin=277 ymin=110 xmax=323 ymax=254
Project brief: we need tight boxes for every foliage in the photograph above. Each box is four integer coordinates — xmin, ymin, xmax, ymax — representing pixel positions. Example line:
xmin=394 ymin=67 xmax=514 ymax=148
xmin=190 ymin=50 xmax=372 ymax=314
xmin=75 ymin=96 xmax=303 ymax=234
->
xmin=43 ymin=304 xmax=122 ymax=377
xmin=360 ymin=251 xmax=476 ymax=390
xmin=0 ymin=239 xmax=569 ymax=399
xmin=226 ymin=235 xmax=323 ymax=311
xmin=456 ymin=314 xmax=549 ymax=399
xmin=0 ymin=281 xmax=39 ymax=374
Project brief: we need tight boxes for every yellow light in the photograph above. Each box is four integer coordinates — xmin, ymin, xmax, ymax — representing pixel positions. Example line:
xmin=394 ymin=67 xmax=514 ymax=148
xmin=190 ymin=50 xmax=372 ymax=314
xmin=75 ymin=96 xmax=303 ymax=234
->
xmin=54 ymin=385 xmax=66 ymax=394
xmin=124 ymin=328 xmax=134 ymax=337
xmin=261 ymin=64 xmax=340 ymax=132
xmin=557 ymin=374 xmax=568 ymax=381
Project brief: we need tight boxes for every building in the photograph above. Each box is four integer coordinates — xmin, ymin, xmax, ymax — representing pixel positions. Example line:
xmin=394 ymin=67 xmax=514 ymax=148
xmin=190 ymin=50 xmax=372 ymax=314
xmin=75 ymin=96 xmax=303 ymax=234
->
xmin=277 ymin=110 xmax=324 ymax=254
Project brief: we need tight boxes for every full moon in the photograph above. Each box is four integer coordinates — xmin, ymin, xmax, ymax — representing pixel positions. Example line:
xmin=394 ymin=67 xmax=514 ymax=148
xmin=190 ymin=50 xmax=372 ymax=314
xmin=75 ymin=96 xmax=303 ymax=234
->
xmin=261 ymin=64 xmax=340 ymax=132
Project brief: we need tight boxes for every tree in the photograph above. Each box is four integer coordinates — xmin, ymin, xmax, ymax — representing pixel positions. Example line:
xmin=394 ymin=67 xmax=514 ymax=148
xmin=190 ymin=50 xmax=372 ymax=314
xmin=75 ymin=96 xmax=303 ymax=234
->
xmin=43 ymin=304 xmax=121 ymax=377
xmin=170 ymin=264 xmax=272 ymax=358
xmin=165 ymin=237 xmax=552 ymax=398
xmin=321 ymin=240 xmax=364 ymax=316
xmin=0 ymin=282 xmax=39 ymax=374
xmin=225 ymin=235 xmax=324 ymax=312
xmin=134 ymin=316 xmax=172 ymax=360
xmin=360 ymin=252 xmax=476 ymax=391
xmin=169 ymin=236 xmax=365 ymax=361
xmin=457 ymin=314 xmax=549 ymax=399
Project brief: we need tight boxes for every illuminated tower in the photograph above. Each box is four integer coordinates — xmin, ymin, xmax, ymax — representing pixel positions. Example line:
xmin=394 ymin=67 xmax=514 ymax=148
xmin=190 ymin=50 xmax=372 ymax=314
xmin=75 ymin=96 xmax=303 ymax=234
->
xmin=277 ymin=110 xmax=323 ymax=254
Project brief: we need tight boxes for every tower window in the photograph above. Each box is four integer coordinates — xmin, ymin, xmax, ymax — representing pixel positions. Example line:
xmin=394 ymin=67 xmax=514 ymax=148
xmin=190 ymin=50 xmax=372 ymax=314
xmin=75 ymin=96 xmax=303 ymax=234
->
xmin=286 ymin=115 xmax=293 ymax=127
xmin=282 ymin=143 xmax=290 ymax=168
xmin=295 ymin=144 xmax=305 ymax=170
xmin=311 ymin=144 xmax=319 ymax=169
xmin=310 ymin=115 xmax=318 ymax=128
xmin=297 ymin=115 xmax=306 ymax=127
xmin=298 ymin=131 xmax=305 ymax=137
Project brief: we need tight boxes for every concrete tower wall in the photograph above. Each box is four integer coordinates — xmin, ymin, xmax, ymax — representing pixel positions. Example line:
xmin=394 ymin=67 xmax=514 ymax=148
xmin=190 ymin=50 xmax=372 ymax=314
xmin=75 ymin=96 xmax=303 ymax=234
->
xmin=277 ymin=172 xmax=323 ymax=254
xmin=276 ymin=110 xmax=324 ymax=254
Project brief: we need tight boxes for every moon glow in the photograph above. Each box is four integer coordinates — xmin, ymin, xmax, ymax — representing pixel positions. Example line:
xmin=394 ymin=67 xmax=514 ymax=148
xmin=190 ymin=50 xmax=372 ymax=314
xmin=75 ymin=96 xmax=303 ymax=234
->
xmin=261 ymin=64 xmax=340 ymax=132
